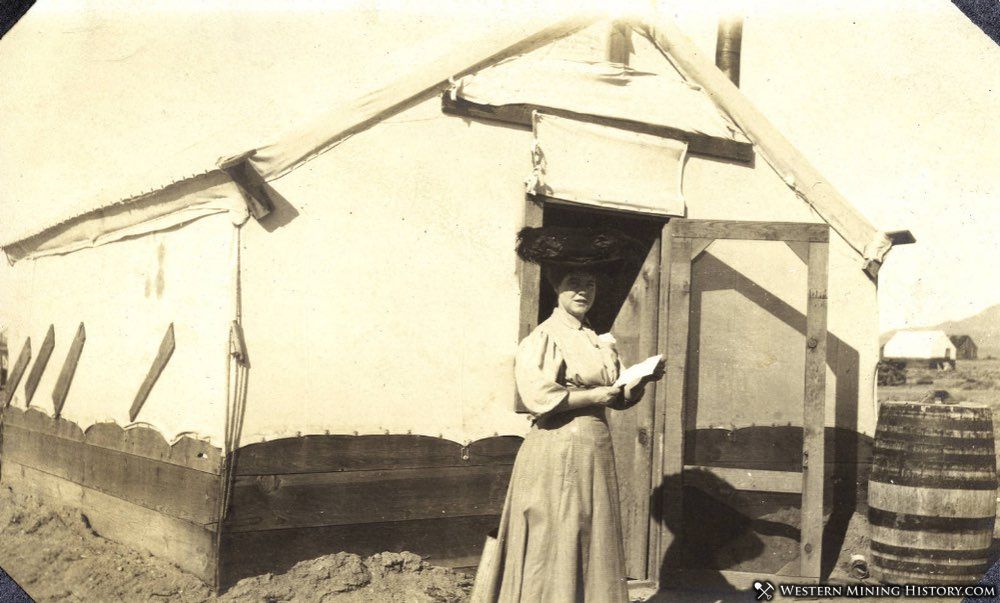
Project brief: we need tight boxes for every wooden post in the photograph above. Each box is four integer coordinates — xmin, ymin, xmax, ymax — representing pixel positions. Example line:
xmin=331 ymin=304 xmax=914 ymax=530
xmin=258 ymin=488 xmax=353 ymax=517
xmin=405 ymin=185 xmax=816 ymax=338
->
xmin=656 ymin=235 xmax=692 ymax=582
xmin=24 ymin=325 xmax=54 ymax=406
xmin=648 ymin=221 xmax=673 ymax=580
xmin=52 ymin=323 xmax=86 ymax=418
xmin=1 ymin=338 xmax=31 ymax=408
xmin=800 ymin=242 xmax=829 ymax=580
xmin=513 ymin=197 xmax=544 ymax=413
xmin=130 ymin=324 xmax=176 ymax=422
xmin=517 ymin=197 xmax=544 ymax=341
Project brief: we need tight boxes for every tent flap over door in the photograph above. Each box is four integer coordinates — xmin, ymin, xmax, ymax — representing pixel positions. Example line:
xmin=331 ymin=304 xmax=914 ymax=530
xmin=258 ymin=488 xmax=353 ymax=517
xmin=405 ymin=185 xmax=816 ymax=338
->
xmin=527 ymin=112 xmax=688 ymax=217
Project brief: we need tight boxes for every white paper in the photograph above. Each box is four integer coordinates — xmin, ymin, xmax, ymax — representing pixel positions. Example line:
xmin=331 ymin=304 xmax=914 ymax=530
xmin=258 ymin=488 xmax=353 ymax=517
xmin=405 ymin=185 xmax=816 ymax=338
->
xmin=614 ymin=354 xmax=664 ymax=387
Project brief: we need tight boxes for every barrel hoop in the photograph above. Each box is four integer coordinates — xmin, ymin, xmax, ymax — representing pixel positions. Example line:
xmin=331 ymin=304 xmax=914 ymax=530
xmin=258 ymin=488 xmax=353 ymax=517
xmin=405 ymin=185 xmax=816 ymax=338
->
xmin=869 ymin=469 xmax=998 ymax=490
xmin=868 ymin=507 xmax=996 ymax=532
xmin=881 ymin=403 xmax=990 ymax=416
xmin=872 ymin=447 xmax=998 ymax=468
xmin=876 ymin=426 xmax=994 ymax=441
xmin=870 ymin=540 xmax=992 ymax=561
xmin=874 ymin=439 xmax=996 ymax=456
xmin=878 ymin=415 xmax=994 ymax=432
xmin=873 ymin=432 xmax=996 ymax=449
xmin=872 ymin=555 xmax=989 ymax=576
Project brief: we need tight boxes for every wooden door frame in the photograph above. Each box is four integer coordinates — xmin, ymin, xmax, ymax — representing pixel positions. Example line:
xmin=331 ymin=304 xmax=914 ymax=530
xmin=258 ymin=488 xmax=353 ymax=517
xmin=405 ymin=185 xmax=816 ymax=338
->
xmin=649 ymin=218 xmax=830 ymax=587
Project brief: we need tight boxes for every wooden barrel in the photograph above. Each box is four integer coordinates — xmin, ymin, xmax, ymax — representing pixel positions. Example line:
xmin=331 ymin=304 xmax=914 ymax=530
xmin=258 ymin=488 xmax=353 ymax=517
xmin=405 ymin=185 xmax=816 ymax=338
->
xmin=868 ymin=401 xmax=997 ymax=584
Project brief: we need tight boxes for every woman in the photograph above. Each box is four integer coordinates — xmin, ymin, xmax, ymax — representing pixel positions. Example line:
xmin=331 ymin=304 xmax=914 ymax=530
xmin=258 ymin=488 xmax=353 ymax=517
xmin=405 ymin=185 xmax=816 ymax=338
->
xmin=480 ymin=226 xmax=666 ymax=602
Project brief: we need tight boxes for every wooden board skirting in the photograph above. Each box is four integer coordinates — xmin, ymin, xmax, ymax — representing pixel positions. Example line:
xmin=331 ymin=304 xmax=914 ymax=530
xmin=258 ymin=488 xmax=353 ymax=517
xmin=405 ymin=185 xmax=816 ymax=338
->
xmin=3 ymin=423 xmax=220 ymax=526
xmin=2 ymin=406 xmax=222 ymax=474
xmin=3 ymin=461 xmax=218 ymax=583
xmin=226 ymin=435 xmax=519 ymax=533
xmin=219 ymin=514 xmax=502 ymax=587
xmin=232 ymin=433 xmax=521 ymax=475
xmin=225 ymin=464 xmax=512 ymax=533
xmin=441 ymin=95 xmax=755 ymax=164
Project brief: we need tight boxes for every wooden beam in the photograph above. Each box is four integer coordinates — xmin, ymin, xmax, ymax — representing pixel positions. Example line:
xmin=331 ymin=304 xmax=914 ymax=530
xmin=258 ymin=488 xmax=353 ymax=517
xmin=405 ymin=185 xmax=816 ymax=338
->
xmin=657 ymin=236 xmax=692 ymax=581
xmin=130 ymin=324 xmax=175 ymax=422
xmin=784 ymin=240 xmax=810 ymax=264
xmin=648 ymin=221 xmax=673 ymax=581
xmin=672 ymin=219 xmax=829 ymax=242
xmin=52 ymin=323 xmax=86 ymax=418
xmin=514 ymin=197 xmax=544 ymax=414
xmin=1 ymin=337 xmax=30 ymax=408
xmin=800 ymin=242 xmax=829 ymax=580
xmin=683 ymin=465 xmax=802 ymax=494
xmin=24 ymin=325 xmax=54 ymax=406
xmin=219 ymin=153 xmax=274 ymax=220
xmin=689 ymin=238 xmax=714 ymax=261
xmin=441 ymin=95 xmax=755 ymax=164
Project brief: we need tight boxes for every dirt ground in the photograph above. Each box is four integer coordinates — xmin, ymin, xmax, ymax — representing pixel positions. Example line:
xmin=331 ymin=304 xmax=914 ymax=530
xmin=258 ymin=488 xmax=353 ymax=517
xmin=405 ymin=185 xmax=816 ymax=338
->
xmin=878 ymin=358 xmax=1000 ymax=407
xmin=0 ymin=486 xmax=473 ymax=602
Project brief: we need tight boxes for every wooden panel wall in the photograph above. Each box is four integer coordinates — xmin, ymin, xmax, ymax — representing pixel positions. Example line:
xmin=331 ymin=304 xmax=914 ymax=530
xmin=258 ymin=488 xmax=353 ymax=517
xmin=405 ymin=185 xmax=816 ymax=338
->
xmin=219 ymin=434 xmax=521 ymax=587
xmin=0 ymin=406 xmax=223 ymax=583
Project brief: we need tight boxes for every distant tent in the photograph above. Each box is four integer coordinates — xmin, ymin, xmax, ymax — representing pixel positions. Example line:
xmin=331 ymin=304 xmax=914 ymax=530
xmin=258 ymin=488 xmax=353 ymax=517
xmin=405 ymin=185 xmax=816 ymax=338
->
xmin=883 ymin=330 xmax=958 ymax=368
xmin=949 ymin=334 xmax=979 ymax=360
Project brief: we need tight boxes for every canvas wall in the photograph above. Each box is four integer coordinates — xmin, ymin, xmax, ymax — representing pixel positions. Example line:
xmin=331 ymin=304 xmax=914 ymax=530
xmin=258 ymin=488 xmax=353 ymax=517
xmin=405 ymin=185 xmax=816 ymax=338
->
xmin=238 ymin=96 xmax=879 ymax=445
xmin=0 ymin=212 xmax=236 ymax=445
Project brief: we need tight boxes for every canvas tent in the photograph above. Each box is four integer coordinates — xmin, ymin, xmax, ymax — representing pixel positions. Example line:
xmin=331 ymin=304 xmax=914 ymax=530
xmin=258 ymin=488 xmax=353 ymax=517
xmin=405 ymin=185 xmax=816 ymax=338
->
xmin=883 ymin=330 xmax=958 ymax=365
xmin=0 ymin=7 xmax=910 ymax=590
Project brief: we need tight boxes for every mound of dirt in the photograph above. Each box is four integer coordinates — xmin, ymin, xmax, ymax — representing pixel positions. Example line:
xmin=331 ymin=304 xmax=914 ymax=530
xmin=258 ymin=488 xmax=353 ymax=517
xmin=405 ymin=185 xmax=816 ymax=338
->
xmin=221 ymin=552 xmax=473 ymax=602
xmin=0 ymin=485 xmax=473 ymax=602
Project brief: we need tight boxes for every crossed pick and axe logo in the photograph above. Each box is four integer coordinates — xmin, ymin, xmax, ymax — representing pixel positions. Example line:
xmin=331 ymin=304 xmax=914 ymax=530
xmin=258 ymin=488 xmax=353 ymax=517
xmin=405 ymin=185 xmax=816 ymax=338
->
xmin=753 ymin=580 xmax=775 ymax=601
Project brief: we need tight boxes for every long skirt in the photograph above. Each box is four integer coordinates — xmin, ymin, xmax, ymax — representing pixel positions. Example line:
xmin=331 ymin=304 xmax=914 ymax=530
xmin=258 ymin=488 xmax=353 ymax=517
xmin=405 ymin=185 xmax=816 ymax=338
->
xmin=480 ymin=407 xmax=629 ymax=602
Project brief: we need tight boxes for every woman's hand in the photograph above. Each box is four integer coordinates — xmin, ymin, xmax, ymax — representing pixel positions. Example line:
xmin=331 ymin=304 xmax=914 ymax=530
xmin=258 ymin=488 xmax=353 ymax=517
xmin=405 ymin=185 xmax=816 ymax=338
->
xmin=594 ymin=385 xmax=625 ymax=407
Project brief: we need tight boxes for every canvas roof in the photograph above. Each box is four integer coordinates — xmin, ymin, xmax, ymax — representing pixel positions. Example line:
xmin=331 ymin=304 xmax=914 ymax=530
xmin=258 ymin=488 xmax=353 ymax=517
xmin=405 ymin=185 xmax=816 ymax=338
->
xmin=0 ymin=7 xmax=895 ymax=269
xmin=883 ymin=330 xmax=956 ymax=359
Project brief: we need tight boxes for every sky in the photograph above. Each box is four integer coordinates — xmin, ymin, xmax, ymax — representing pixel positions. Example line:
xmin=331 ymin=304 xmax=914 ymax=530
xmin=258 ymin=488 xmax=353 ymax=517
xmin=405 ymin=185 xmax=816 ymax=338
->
xmin=4 ymin=0 xmax=998 ymax=332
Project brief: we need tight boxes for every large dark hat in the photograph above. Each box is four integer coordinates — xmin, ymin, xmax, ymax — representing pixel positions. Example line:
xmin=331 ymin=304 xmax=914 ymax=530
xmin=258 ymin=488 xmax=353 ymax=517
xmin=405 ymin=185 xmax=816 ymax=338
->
xmin=515 ymin=226 xmax=643 ymax=270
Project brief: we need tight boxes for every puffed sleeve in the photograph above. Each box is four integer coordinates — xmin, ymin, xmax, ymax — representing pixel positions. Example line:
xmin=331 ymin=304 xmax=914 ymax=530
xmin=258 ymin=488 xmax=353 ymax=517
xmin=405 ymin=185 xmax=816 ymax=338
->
xmin=514 ymin=327 xmax=569 ymax=417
